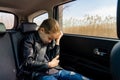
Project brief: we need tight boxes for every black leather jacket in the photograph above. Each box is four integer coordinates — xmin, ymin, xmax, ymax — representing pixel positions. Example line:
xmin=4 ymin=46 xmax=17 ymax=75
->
xmin=22 ymin=31 xmax=62 ymax=73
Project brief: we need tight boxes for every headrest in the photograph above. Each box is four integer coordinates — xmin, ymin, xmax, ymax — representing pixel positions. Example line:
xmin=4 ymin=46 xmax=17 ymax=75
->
xmin=20 ymin=22 xmax=38 ymax=33
xmin=0 ymin=23 xmax=6 ymax=34
xmin=111 ymin=41 xmax=120 ymax=80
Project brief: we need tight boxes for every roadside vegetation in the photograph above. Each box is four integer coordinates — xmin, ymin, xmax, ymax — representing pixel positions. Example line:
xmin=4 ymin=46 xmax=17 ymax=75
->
xmin=63 ymin=15 xmax=117 ymax=38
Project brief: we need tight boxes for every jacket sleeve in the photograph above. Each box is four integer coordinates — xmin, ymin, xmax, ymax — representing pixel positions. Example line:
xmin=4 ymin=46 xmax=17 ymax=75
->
xmin=23 ymin=34 xmax=49 ymax=72
xmin=51 ymin=45 xmax=60 ymax=56
xmin=48 ymin=40 xmax=60 ymax=60
xmin=47 ymin=41 xmax=63 ymax=70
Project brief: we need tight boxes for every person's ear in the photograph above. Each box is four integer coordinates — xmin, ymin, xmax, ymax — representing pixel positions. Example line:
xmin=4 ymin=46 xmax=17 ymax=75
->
xmin=40 ymin=28 xmax=45 ymax=32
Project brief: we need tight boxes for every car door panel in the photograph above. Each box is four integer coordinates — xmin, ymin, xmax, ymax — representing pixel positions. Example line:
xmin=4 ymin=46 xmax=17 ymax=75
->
xmin=60 ymin=34 xmax=119 ymax=79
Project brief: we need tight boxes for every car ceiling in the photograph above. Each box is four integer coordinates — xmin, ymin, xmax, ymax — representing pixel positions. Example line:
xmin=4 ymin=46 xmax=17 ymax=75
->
xmin=0 ymin=0 xmax=71 ymax=16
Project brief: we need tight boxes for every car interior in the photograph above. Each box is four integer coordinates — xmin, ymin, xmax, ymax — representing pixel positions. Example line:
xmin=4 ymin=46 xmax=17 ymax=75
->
xmin=0 ymin=0 xmax=120 ymax=80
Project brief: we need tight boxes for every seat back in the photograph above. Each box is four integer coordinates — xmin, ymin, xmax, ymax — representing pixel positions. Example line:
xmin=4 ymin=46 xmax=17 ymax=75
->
xmin=0 ymin=23 xmax=17 ymax=80
xmin=10 ymin=22 xmax=38 ymax=80
xmin=110 ymin=41 xmax=120 ymax=80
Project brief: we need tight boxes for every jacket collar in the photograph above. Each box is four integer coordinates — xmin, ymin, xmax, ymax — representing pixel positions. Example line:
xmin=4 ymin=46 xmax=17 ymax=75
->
xmin=35 ymin=31 xmax=43 ymax=43
xmin=35 ymin=31 xmax=55 ymax=47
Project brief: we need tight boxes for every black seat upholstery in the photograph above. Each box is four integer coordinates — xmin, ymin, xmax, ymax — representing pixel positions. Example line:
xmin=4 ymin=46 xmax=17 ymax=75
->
xmin=110 ymin=41 xmax=120 ymax=80
xmin=0 ymin=23 xmax=17 ymax=80
xmin=20 ymin=22 xmax=38 ymax=33
xmin=11 ymin=22 xmax=38 ymax=65
xmin=10 ymin=22 xmax=38 ymax=80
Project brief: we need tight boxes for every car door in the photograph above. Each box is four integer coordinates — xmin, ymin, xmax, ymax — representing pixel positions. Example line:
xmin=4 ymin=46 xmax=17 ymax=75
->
xmin=54 ymin=0 xmax=119 ymax=79
xmin=60 ymin=34 xmax=119 ymax=80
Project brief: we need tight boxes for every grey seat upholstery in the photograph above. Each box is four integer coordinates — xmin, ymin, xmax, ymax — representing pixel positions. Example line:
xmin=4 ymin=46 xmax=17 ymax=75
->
xmin=0 ymin=23 xmax=6 ymax=32
xmin=0 ymin=23 xmax=17 ymax=80
xmin=110 ymin=41 xmax=120 ymax=80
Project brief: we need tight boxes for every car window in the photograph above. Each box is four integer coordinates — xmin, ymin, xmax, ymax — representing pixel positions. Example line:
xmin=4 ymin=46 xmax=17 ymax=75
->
xmin=0 ymin=12 xmax=14 ymax=29
xmin=33 ymin=13 xmax=48 ymax=26
xmin=58 ymin=0 xmax=118 ymax=38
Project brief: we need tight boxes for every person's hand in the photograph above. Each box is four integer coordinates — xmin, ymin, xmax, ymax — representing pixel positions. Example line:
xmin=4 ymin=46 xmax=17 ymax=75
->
xmin=55 ymin=31 xmax=63 ymax=45
xmin=48 ymin=55 xmax=59 ymax=68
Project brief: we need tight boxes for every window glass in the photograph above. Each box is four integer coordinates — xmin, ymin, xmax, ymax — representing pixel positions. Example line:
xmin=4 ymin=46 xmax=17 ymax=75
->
xmin=33 ymin=13 xmax=48 ymax=26
xmin=0 ymin=12 xmax=14 ymax=29
xmin=59 ymin=0 xmax=117 ymax=38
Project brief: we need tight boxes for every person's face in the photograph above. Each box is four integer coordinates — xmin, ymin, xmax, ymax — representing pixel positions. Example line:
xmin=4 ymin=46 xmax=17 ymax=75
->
xmin=38 ymin=28 xmax=59 ymax=44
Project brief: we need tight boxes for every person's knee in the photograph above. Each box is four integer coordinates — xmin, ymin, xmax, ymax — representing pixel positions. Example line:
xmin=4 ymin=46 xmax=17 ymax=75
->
xmin=59 ymin=70 xmax=83 ymax=80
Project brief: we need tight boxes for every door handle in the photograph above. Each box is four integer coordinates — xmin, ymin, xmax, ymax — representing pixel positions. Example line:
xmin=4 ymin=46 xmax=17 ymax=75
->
xmin=94 ymin=48 xmax=107 ymax=56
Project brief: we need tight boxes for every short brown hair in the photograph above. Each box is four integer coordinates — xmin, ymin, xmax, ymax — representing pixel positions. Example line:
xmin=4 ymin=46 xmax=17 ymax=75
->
xmin=38 ymin=18 xmax=60 ymax=34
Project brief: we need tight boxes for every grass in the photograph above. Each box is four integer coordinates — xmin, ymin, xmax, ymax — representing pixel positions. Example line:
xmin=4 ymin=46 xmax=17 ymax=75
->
xmin=63 ymin=15 xmax=117 ymax=38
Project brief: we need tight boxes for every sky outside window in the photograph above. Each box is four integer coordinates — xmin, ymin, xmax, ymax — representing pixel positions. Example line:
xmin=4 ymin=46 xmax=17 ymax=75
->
xmin=62 ymin=0 xmax=118 ymax=38
xmin=63 ymin=0 xmax=117 ymax=20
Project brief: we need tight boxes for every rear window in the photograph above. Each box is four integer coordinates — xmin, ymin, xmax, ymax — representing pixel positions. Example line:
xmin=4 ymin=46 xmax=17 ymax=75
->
xmin=0 ymin=12 xmax=14 ymax=29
